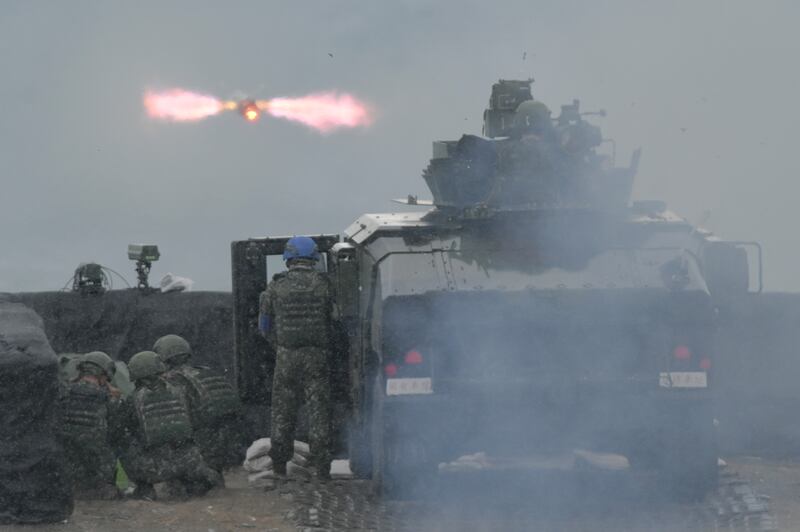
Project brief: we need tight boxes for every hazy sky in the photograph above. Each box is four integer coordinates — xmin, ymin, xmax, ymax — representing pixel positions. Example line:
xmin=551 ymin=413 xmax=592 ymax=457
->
xmin=1 ymin=1 xmax=798 ymax=292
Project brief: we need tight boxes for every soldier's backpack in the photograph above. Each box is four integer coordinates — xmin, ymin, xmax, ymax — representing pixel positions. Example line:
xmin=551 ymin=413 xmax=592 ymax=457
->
xmin=61 ymin=381 xmax=109 ymax=443
xmin=132 ymin=384 xmax=193 ymax=449
xmin=173 ymin=367 xmax=241 ymax=427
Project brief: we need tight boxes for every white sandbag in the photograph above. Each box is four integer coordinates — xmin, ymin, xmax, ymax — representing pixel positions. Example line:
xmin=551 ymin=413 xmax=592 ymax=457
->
xmin=331 ymin=460 xmax=353 ymax=479
xmin=245 ymin=438 xmax=272 ymax=463
xmin=573 ymin=449 xmax=630 ymax=471
xmin=160 ymin=272 xmax=194 ymax=293
xmin=244 ymin=455 xmax=273 ymax=473
xmin=288 ymin=462 xmax=311 ymax=479
xmin=293 ymin=440 xmax=310 ymax=457
xmin=248 ymin=469 xmax=277 ymax=487
xmin=245 ymin=438 xmax=310 ymax=462
xmin=438 ymin=452 xmax=491 ymax=472
xmin=244 ymin=438 xmax=319 ymax=485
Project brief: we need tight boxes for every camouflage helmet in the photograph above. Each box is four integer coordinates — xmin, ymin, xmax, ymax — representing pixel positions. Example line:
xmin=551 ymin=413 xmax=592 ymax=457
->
xmin=80 ymin=351 xmax=116 ymax=378
xmin=153 ymin=334 xmax=192 ymax=363
xmin=514 ymin=100 xmax=552 ymax=132
xmin=128 ymin=351 xmax=166 ymax=381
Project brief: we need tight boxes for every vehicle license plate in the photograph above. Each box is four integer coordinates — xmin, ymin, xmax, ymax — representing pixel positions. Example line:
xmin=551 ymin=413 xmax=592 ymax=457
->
xmin=658 ymin=371 xmax=707 ymax=388
xmin=386 ymin=377 xmax=433 ymax=396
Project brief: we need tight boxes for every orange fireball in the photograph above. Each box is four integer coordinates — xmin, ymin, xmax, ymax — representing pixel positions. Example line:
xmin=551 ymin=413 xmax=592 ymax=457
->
xmin=238 ymin=99 xmax=260 ymax=122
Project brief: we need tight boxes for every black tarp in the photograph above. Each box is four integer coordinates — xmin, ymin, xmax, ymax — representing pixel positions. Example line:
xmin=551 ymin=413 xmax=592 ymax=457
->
xmin=3 ymin=290 xmax=233 ymax=369
xmin=0 ymin=301 xmax=72 ymax=524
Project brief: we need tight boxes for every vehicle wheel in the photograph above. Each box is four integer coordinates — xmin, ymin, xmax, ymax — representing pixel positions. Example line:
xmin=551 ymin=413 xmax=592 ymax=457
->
xmin=348 ymin=419 xmax=373 ymax=478
xmin=660 ymin=407 xmax=718 ymax=501
xmin=666 ymin=441 xmax=718 ymax=501
xmin=370 ymin=375 xmax=386 ymax=496
xmin=370 ymin=376 xmax=435 ymax=499
xmin=382 ymin=436 xmax=436 ymax=499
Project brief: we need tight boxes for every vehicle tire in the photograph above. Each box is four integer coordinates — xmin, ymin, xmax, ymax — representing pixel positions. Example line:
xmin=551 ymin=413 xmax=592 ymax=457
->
xmin=659 ymin=404 xmax=718 ymax=501
xmin=348 ymin=419 xmax=373 ymax=478
xmin=370 ymin=375 xmax=387 ymax=496
xmin=370 ymin=375 xmax=435 ymax=499
xmin=382 ymin=435 xmax=436 ymax=499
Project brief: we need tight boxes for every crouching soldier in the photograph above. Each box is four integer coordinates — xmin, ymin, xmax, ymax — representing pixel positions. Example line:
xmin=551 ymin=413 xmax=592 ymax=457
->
xmin=60 ymin=351 xmax=119 ymax=499
xmin=153 ymin=334 xmax=246 ymax=471
xmin=117 ymin=351 xmax=222 ymax=499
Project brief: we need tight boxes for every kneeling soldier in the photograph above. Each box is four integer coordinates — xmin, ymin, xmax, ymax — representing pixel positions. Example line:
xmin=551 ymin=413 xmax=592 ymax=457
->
xmin=154 ymin=334 xmax=246 ymax=471
xmin=118 ymin=351 xmax=222 ymax=499
xmin=60 ymin=351 xmax=119 ymax=499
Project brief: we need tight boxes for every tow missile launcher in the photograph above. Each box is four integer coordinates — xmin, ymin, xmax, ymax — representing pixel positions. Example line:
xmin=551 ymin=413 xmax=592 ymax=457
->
xmin=482 ymin=78 xmax=534 ymax=138
xmin=426 ymin=78 xmax=638 ymax=214
xmin=231 ymin=78 xmax=761 ymax=499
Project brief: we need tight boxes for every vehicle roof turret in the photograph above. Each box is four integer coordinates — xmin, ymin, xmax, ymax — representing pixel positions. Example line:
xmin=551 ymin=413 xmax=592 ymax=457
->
xmin=422 ymin=79 xmax=640 ymax=216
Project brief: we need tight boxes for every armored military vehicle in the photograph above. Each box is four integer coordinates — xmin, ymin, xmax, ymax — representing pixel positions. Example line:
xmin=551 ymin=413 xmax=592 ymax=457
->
xmin=232 ymin=79 xmax=760 ymax=498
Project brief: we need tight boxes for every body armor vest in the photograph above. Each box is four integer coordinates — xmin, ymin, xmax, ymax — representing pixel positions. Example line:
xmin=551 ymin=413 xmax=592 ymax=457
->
xmin=173 ymin=367 xmax=241 ymax=426
xmin=61 ymin=381 xmax=108 ymax=441
xmin=272 ymin=269 xmax=331 ymax=348
xmin=133 ymin=384 xmax=192 ymax=448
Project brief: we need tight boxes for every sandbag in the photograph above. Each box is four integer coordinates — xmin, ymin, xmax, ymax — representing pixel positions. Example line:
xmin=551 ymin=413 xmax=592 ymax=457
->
xmin=244 ymin=437 xmax=310 ymax=463
xmin=243 ymin=438 xmax=312 ymax=484
xmin=243 ymin=438 xmax=351 ymax=485
xmin=0 ymin=303 xmax=73 ymax=524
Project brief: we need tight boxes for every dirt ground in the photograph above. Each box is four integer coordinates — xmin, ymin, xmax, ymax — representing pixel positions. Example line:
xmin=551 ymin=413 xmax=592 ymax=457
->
xmin=3 ymin=458 xmax=798 ymax=532
xmin=0 ymin=469 xmax=295 ymax=532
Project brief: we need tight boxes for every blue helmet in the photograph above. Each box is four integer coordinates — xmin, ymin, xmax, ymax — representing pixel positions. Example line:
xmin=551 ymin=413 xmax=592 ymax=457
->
xmin=283 ymin=236 xmax=320 ymax=262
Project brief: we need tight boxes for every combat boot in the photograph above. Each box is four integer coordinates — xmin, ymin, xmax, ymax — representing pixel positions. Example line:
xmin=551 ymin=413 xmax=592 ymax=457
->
xmin=162 ymin=480 xmax=189 ymax=500
xmin=97 ymin=483 xmax=121 ymax=500
xmin=313 ymin=464 xmax=332 ymax=481
xmin=272 ymin=461 xmax=287 ymax=477
xmin=132 ymin=482 xmax=156 ymax=500
xmin=262 ymin=461 xmax=288 ymax=492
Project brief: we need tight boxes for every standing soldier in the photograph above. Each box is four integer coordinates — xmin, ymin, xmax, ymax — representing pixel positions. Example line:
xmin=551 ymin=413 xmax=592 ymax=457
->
xmin=259 ymin=236 xmax=336 ymax=480
xmin=117 ymin=351 xmax=222 ymax=499
xmin=153 ymin=334 xmax=246 ymax=472
xmin=60 ymin=351 xmax=119 ymax=499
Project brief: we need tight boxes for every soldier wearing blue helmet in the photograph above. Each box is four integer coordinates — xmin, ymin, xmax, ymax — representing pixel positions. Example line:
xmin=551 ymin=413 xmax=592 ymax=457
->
xmin=258 ymin=236 xmax=336 ymax=480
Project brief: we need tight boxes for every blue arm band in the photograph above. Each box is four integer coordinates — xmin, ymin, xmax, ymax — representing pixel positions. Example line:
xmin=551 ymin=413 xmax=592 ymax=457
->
xmin=259 ymin=315 xmax=270 ymax=333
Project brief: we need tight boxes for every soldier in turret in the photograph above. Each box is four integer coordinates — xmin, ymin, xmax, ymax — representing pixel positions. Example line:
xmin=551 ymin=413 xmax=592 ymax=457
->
xmin=153 ymin=334 xmax=246 ymax=472
xmin=490 ymin=99 xmax=565 ymax=204
xmin=59 ymin=351 xmax=120 ymax=499
xmin=510 ymin=99 xmax=557 ymax=142
xmin=117 ymin=351 xmax=222 ymax=499
xmin=258 ymin=236 xmax=337 ymax=480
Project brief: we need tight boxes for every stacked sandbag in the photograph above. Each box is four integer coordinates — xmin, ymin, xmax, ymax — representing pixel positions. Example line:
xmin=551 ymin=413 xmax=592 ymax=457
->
xmin=243 ymin=438 xmax=311 ymax=485
xmin=0 ymin=302 xmax=73 ymax=524
xmin=243 ymin=438 xmax=353 ymax=485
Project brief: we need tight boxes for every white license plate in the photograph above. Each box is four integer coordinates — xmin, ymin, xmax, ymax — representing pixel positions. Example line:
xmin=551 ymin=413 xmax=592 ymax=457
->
xmin=386 ymin=377 xmax=433 ymax=396
xmin=659 ymin=371 xmax=707 ymax=388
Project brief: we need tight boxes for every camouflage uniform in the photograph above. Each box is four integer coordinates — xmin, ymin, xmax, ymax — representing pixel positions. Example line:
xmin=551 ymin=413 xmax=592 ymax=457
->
xmin=259 ymin=261 xmax=335 ymax=476
xmin=117 ymin=375 xmax=222 ymax=495
xmin=60 ymin=376 xmax=117 ymax=496
xmin=164 ymin=365 xmax=246 ymax=471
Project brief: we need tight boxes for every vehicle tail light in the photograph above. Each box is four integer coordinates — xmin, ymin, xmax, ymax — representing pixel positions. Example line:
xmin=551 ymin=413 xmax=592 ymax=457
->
xmin=384 ymin=363 xmax=398 ymax=377
xmin=673 ymin=345 xmax=691 ymax=360
xmin=699 ymin=357 xmax=712 ymax=370
xmin=404 ymin=350 xmax=423 ymax=365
